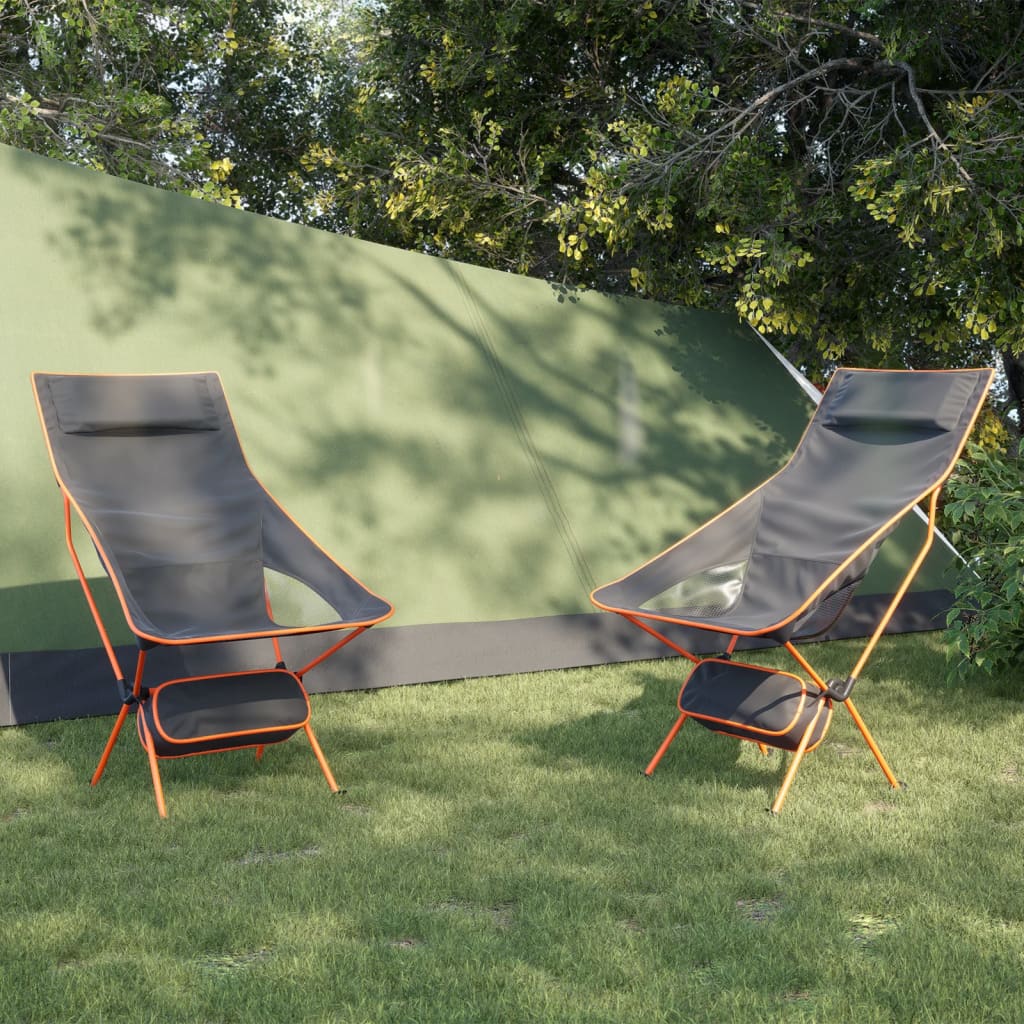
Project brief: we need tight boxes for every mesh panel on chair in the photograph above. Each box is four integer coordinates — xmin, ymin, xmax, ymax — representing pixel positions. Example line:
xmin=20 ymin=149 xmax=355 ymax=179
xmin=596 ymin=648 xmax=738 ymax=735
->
xmin=787 ymin=579 xmax=860 ymax=641
xmin=639 ymin=560 xmax=747 ymax=618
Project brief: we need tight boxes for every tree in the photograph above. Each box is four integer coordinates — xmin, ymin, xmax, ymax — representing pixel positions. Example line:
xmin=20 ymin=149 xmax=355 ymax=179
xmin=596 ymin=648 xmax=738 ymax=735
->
xmin=303 ymin=1 xmax=710 ymax=276
xmin=181 ymin=0 xmax=364 ymax=222
xmin=312 ymin=0 xmax=1024 ymax=415
xmin=1 ymin=1 xmax=228 ymax=199
xmin=0 ymin=0 xmax=359 ymax=212
xmin=6 ymin=2 xmax=1023 ymax=421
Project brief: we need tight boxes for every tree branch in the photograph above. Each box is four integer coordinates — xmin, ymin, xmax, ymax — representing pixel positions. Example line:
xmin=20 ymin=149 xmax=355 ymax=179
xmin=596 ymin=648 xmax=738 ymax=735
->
xmin=893 ymin=60 xmax=974 ymax=184
xmin=2 ymin=91 xmax=169 ymax=155
xmin=737 ymin=2 xmax=885 ymax=50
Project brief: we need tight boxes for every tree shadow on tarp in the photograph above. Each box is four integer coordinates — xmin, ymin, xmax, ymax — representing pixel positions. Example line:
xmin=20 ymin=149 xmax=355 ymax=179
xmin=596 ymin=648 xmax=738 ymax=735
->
xmin=8 ymin=145 xmax=819 ymax=619
xmin=3 ymin=144 xmax=920 ymax=731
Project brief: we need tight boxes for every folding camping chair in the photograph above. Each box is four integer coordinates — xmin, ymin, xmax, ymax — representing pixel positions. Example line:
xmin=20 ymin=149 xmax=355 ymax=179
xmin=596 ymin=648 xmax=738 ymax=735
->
xmin=591 ymin=367 xmax=993 ymax=813
xmin=32 ymin=371 xmax=394 ymax=817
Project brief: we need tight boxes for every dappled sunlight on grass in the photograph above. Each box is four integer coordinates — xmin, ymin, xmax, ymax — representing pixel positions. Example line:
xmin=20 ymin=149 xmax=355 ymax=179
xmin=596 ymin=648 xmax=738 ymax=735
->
xmin=1 ymin=634 xmax=1023 ymax=1022
xmin=0 ymin=729 xmax=78 ymax=811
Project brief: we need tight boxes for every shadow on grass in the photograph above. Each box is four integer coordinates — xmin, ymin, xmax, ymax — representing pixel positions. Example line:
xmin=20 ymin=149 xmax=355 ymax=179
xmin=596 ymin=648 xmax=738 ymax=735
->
xmin=6 ymin=633 xmax=1024 ymax=1023
xmin=514 ymin=631 xmax=1024 ymax=810
xmin=514 ymin=663 xmax=792 ymax=797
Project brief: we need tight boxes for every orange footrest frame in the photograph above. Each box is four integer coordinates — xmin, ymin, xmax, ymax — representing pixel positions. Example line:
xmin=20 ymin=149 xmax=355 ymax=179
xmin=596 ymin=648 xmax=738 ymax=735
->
xmin=137 ymin=669 xmax=310 ymax=759
xmin=679 ymin=658 xmax=831 ymax=753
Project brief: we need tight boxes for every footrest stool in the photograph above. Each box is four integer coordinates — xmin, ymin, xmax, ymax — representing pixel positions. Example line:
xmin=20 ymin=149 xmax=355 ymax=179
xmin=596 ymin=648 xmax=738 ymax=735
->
xmin=138 ymin=669 xmax=310 ymax=758
xmin=679 ymin=658 xmax=831 ymax=752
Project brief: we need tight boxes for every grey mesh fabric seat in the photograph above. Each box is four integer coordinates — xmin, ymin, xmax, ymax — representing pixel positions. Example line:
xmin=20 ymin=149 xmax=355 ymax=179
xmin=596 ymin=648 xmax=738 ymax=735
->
xmin=592 ymin=368 xmax=993 ymax=813
xmin=33 ymin=371 xmax=394 ymax=817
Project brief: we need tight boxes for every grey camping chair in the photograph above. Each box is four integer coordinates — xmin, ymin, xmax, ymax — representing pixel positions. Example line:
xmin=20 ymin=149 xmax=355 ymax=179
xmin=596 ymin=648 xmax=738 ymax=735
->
xmin=591 ymin=367 xmax=993 ymax=812
xmin=33 ymin=371 xmax=394 ymax=816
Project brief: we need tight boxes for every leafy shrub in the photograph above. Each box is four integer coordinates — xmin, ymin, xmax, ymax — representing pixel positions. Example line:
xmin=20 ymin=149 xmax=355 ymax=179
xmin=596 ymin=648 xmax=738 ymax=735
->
xmin=942 ymin=441 xmax=1024 ymax=679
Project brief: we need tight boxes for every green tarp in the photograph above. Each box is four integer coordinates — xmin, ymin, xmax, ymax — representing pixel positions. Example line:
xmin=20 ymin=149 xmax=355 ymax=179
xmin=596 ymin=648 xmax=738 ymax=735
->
xmin=0 ymin=143 xmax=957 ymax=725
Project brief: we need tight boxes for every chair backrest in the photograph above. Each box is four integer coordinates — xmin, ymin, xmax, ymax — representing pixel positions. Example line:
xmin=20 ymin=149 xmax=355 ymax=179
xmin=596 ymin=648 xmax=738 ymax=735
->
xmin=746 ymin=367 xmax=992 ymax=637
xmin=593 ymin=367 xmax=993 ymax=638
xmin=761 ymin=368 xmax=991 ymax=560
xmin=33 ymin=371 xmax=390 ymax=643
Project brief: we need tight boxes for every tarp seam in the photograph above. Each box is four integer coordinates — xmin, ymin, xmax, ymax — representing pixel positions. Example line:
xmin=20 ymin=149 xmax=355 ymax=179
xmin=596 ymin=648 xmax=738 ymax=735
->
xmin=450 ymin=265 xmax=597 ymax=596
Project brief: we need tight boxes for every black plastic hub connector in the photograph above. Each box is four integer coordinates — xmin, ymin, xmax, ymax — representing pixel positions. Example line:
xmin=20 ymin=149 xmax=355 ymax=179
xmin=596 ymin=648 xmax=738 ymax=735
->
xmin=824 ymin=676 xmax=856 ymax=702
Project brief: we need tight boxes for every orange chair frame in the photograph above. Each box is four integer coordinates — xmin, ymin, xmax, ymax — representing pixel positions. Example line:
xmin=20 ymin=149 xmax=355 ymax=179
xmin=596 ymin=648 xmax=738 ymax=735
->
xmin=63 ymin=495 xmax=365 ymax=818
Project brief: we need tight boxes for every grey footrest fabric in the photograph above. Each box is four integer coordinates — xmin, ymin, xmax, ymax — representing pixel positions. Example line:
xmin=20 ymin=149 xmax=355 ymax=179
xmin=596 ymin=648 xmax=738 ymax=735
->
xmin=679 ymin=658 xmax=830 ymax=752
xmin=138 ymin=669 xmax=310 ymax=758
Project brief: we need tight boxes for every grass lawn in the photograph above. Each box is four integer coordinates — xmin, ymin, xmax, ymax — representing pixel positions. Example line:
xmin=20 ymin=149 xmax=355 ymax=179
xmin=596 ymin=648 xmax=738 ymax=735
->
xmin=1 ymin=632 xmax=1022 ymax=1023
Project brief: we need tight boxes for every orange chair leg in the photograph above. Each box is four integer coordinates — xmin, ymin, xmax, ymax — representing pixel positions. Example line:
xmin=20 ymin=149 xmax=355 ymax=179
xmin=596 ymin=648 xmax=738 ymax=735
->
xmin=757 ymin=743 xmax=770 ymax=757
xmin=304 ymin=723 xmax=340 ymax=793
xmin=136 ymin=718 xmax=168 ymax=819
xmin=92 ymin=651 xmax=149 ymax=787
xmin=770 ymin=702 xmax=826 ymax=816
xmin=844 ymin=698 xmax=901 ymax=789
xmin=645 ymin=714 xmax=687 ymax=777
xmin=255 ymin=745 xmax=265 ymax=762
xmin=91 ymin=703 xmax=131 ymax=787
xmin=770 ymin=746 xmax=807 ymax=816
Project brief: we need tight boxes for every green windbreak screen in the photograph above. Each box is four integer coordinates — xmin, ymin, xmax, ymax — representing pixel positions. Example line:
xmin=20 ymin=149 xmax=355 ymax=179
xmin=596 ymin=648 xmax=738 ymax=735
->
xmin=0 ymin=142 xmax=954 ymax=662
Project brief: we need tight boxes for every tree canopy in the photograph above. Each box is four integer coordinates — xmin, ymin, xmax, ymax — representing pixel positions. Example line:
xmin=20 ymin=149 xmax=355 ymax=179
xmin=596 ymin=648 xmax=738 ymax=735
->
xmin=3 ymin=1 xmax=1023 ymax=422
xmin=0 ymin=0 xmax=356 ymax=211
xmin=317 ymin=1 xmax=1023 ymax=406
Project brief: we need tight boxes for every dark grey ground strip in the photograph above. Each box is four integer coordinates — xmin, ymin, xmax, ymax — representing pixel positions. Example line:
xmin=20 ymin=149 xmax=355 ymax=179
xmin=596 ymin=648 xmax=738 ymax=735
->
xmin=1 ymin=590 xmax=951 ymax=726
